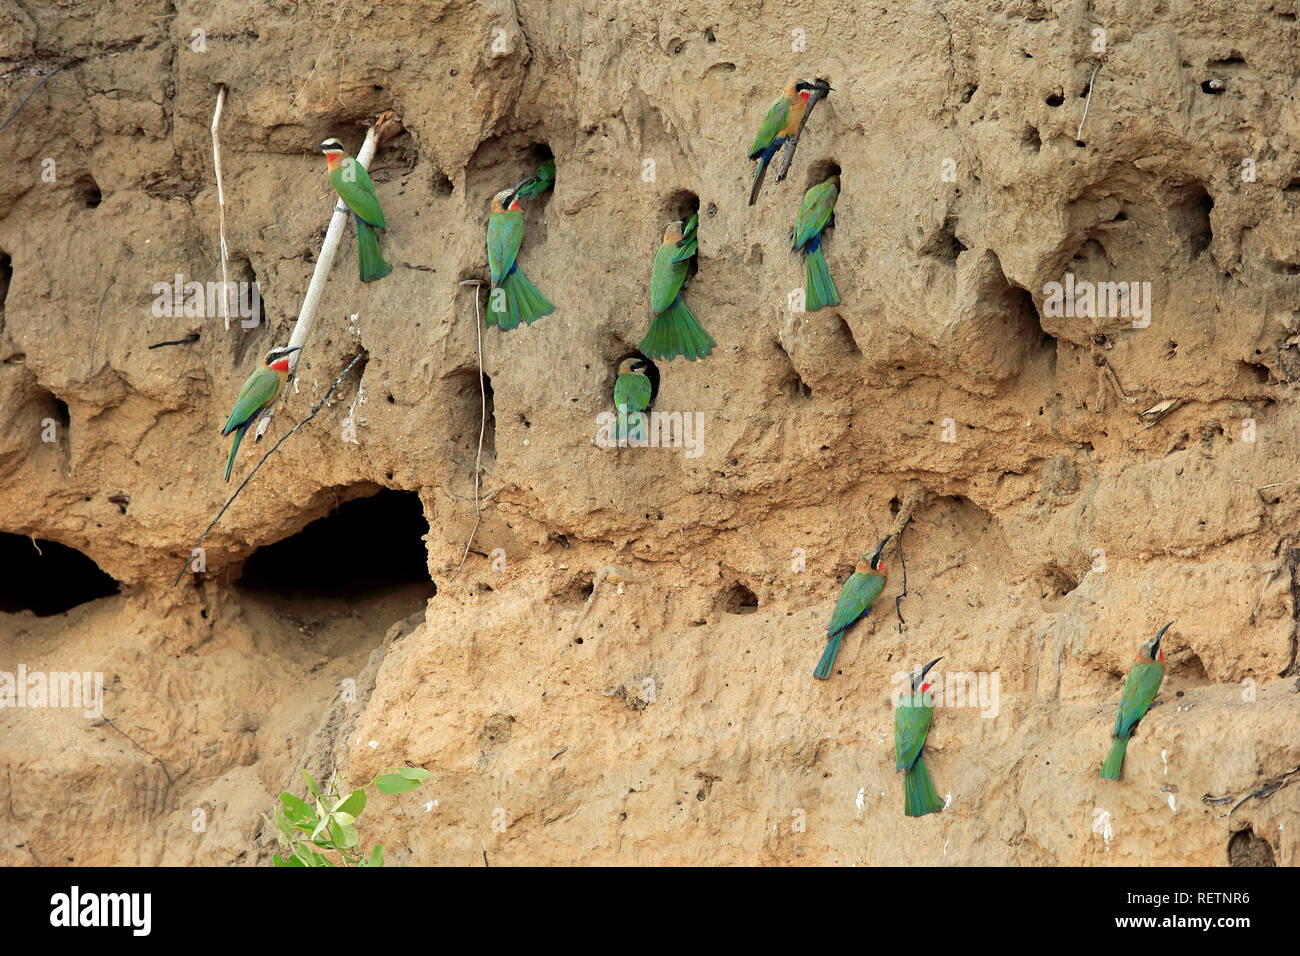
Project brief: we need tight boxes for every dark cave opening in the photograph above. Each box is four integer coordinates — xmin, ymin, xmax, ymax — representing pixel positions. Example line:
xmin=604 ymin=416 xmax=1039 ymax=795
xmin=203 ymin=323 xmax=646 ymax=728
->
xmin=235 ymin=489 xmax=435 ymax=599
xmin=0 ymin=532 xmax=120 ymax=616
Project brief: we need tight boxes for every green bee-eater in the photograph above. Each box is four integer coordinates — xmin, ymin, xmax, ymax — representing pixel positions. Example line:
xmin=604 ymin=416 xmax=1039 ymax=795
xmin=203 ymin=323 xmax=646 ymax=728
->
xmin=315 ymin=138 xmax=392 ymax=283
xmin=221 ymin=345 xmax=300 ymax=482
xmin=896 ymin=657 xmax=945 ymax=818
xmin=814 ymin=535 xmax=890 ymax=680
xmin=514 ymin=158 xmax=555 ymax=200
xmin=748 ymin=78 xmax=832 ymax=206
xmin=1101 ymin=622 xmax=1171 ymax=780
xmin=793 ymin=175 xmax=840 ymax=311
xmin=613 ymin=356 xmax=655 ymax=443
xmin=640 ymin=214 xmax=715 ymax=362
xmin=487 ymin=180 xmax=555 ymax=331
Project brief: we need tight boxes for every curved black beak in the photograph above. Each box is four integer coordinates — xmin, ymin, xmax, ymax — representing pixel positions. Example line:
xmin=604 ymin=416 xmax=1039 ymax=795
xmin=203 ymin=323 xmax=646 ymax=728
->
xmin=285 ymin=345 xmax=303 ymax=354
xmin=920 ymin=656 xmax=943 ymax=679
xmin=506 ymin=177 xmax=534 ymax=206
xmin=870 ymin=534 xmax=892 ymax=567
xmin=1153 ymin=621 xmax=1173 ymax=652
xmin=313 ymin=144 xmax=325 ymax=153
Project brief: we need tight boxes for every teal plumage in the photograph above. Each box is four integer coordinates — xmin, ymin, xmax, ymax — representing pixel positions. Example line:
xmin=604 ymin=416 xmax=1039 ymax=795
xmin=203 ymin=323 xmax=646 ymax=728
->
xmin=793 ymin=176 xmax=840 ymax=311
xmin=1101 ymin=624 xmax=1171 ymax=780
xmin=221 ymin=346 xmax=299 ymax=482
xmin=317 ymin=138 xmax=392 ymax=282
xmin=613 ymin=357 xmax=654 ymax=443
xmin=640 ymin=215 xmax=715 ymax=362
xmin=487 ymin=184 xmax=554 ymax=331
xmin=814 ymin=537 xmax=890 ymax=680
xmin=895 ymin=658 xmax=944 ymax=817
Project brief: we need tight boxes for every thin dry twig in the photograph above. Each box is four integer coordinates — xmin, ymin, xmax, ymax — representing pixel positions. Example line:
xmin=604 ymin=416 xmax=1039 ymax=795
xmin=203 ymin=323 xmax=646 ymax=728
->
xmin=1077 ymin=63 xmax=1100 ymax=141
xmin=449 ymin=280 xmax=487 ymax=583
xmin=93 ymin=716 xmax=174 ymax=786
xmin=0 ymin=62 xmax=74 ymax=135
xmin=172 ymin=353 xmax=366 ymax=586
xmin=211 ymin=85 xmax=231 ymax=331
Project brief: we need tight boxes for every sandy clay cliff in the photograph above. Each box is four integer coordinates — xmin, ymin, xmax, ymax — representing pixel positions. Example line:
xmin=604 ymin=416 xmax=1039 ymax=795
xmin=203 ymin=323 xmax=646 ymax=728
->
xmin=0 ymin=0 xmax=1297 ymax=865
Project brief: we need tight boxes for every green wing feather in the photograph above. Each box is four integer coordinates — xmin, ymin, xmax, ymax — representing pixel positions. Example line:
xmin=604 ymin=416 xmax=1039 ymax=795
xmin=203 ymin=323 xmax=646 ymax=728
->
xmin=330 ymin=158 xmax=386 ymax=228
xmin=1113 ymin=660 xmax=1164 ymax=738
xmin=650 ymin=241 xmax=688 ymax=314
xmin=749 ymin=97 xmax=791 ymax=157
xmin=827 ymin=571 xmax=885 ymax=636
xmin=614 ymin=371 xmax=652 ymax=414
xmin=222 ymin=367 xmax=281 ymax=435
xmin=894 ymin=695 xmax=933 ymax=770
xmin=488 ymin=210 xmax=525 ymax=285
xmin=672 ymin=214 xmax=699 ymax=263
xmin=515 ymin=159 xmax=556 ymax=200
xmin=793 ymin=180 xmax=839 ymax=250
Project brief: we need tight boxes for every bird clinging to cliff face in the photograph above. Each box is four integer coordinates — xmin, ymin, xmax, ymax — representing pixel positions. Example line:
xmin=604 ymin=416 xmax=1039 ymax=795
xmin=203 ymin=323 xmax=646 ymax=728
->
xmin=513 ymin=157 xmax=555 ymax=201
xmin=221 ymin=345 xmax=301 ymax=482
xmin=486 ymin=179 xmax=554 ymax=330
xmin=1101 ymin=622 xmax=1171 ymax=780
xmin=613 ymin=356 xmax=655 ymax=443
xmin=747 ymin=78 xmax=833 ymax=206
xmin=313 ymin=137 xmax=392 ymax=282
xmin=639 ymin=214 xmax=715 ymax=362
xmin=895 ymin=656 xmax=945 ymax=817
xmin=814 ymin=535 xmax=890 ymax=679
xmin=792 ymin=174 xmax=841 ymax=311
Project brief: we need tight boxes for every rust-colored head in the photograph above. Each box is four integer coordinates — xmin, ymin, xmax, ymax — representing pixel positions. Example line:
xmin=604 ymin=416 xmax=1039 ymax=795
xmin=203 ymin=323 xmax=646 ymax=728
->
xmin=662 ymin=220 xmax=684 ymax=244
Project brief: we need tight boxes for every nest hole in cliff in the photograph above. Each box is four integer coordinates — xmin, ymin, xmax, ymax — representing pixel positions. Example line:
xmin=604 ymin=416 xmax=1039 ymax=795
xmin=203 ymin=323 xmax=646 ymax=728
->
xmin=467 ymin=134 xmax=555 ymax=240
xmin=30 ymin=387 xmax=70 ymax=445
xmin=0 ymin=533 xmax=120 ymax=616
xmin=662 ymin=188 xmax=700 ymax=232
xmin=830 ymin=314 xmax=861 ymax=356
xmin=1227 ymin=826 xmax=1276 ymax=866
xmin=720 ymin=582 xmax=759 ymax=614
xmin=803 ymin=159 xmax=841 ymax=193
xmin=611 ymin=351 xmax=660 ymax=409
xmin=920 ymin=215 xmax=967 ymax=265
xmin=773 ymin=339 xmax=813 ymax=402
xmin=0 ymin=249 xmax=10 ymax=331
xmin=1171 ymin=183 xmax=1214 ymax=257
xmin=446 ymin=365 xmax=496 ymax=461
xmin=74 ymin=174 xmax=102 ymax=209
xmin=235 ymin=489 xmax=434 ymax=599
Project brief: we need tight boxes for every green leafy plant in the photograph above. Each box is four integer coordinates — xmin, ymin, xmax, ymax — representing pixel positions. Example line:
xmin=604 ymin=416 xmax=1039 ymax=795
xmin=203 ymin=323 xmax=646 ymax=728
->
xmin=266 ymin=766 xmax=430 ymax=867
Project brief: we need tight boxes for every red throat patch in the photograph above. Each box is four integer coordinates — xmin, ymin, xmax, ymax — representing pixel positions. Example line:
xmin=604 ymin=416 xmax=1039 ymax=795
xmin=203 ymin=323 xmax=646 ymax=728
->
xmin=323 ymin=150 xmax=343 ymax=171
xmin=271 ymin=358 xmax=291 ymax=373
xmin=509 ymin=199 xmax=521 ymax=211
xmin=920 ymin=681 xmax=931 ymax=693
xmin=799 ymin=90 xmax=811 ymax=102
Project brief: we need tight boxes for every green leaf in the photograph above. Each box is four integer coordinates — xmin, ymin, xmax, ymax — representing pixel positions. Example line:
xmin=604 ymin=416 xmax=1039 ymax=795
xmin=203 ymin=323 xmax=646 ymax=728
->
xmin=301 ymin=770 xmax=321 ymax=799
xmin=398 ymin=767 xmax=430 ymax=781
xmin=273 ymin=852 xmax=304 ymax=867
xmin=340 ymin=821 xmax=360 ymax=849
xmin=334 ymin=788 xmax=367 ymax=817
xmin=279 ymin=792 xmax=313 ymax=822
xmin=367 ymin=844 xmax=384 ymax=867
xmin=375 ymin=773 xmax=422 ymax=794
